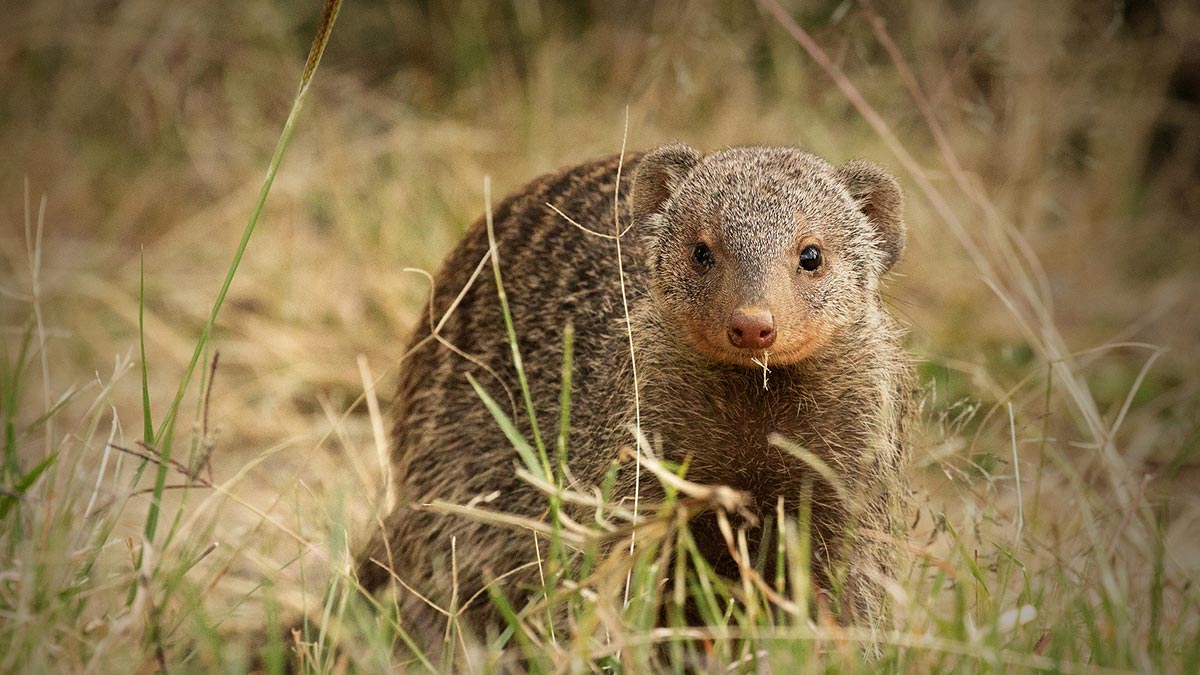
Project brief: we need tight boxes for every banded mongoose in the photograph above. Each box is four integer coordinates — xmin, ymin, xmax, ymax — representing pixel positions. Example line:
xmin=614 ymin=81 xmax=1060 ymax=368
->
xmin=354 ymin=144 xmax=912 ymax=641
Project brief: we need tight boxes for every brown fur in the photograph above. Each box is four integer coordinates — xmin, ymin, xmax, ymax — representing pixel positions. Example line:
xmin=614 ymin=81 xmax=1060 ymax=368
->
xmin=352 ymin=144 xmax=912 ymax=646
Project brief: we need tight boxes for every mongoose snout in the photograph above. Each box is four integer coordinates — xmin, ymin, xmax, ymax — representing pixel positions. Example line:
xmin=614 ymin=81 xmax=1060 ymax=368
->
xmin=727 ymin=306 xmax=776 ymax=349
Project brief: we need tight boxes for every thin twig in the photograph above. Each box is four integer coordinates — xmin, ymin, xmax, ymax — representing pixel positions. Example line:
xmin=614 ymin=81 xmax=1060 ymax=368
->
xmin=109 ymin=442 xmax=211 ymax=488
xmin=546 ymin=202 xmax=635 ymax=240
xmin=194 ymin=351 xmax=220 ymax=483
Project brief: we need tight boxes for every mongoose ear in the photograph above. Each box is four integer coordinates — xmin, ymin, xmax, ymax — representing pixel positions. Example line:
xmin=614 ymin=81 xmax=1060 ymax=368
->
xmin=632 ymin=144 xmax=701 ymax=223
xmin=836 ymin=160 xmax=906 ymax=272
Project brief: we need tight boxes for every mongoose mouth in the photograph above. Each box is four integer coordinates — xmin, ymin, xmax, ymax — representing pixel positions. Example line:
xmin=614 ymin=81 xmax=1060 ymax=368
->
xmin=688 ymin=327 xmax=820 ymax=368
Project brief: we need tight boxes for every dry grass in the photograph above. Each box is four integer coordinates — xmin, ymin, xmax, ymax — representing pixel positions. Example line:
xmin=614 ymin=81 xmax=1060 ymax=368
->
xmin=2 ymin=0 xmax=1199 ymax=672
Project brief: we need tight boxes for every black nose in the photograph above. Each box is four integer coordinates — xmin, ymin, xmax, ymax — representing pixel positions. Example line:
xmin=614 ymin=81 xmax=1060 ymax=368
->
xmin=727 ymin=308 xmax=775 ymax=350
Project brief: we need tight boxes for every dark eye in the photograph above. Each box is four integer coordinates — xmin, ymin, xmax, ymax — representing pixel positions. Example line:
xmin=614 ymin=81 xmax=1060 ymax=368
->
xmin=691 ymin=242 xmax=715 ymax=271
xmin=798 ymin=245 xmax=822 ymax=272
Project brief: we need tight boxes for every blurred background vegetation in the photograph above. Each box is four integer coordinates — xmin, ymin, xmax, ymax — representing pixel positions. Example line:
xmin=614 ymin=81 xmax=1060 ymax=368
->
xmin=2 ymin=0 xmax=1199 ymax=671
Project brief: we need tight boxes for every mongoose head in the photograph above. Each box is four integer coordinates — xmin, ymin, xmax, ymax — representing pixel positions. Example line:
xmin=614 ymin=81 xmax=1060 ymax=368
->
xmin=631 ymin=144 xmax=905 ymax=368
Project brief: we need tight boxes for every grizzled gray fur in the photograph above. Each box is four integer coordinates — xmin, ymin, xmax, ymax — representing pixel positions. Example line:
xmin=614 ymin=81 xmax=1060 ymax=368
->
xmin=353 ymin=144 xmax=912 ymax=643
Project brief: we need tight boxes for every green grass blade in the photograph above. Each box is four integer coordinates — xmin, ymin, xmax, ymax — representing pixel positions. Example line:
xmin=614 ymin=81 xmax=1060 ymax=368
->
xmin=2 ymin=322 xmax=34 ymax=478
xmin=18 ymin=386 xmax=86 ymax=439
xmin=481 ymin=178 xmax=549 ymax=474
xmin=141 ymin=400 xmax=178 ymax=543
xmin=550 ymin=324 xmax=575 ymax=570
xmin=0 ymin=452 xmax=56 ymax=520
xmin=139 ymin=250 xmax=153 ymax=444
xmin=140 ymin=0 xmax=344 ymax=543
xmin=556 ymin=323 xmax=574 ymax=482
xmin=486 ymin=584 xmax=546 ymax=674
xmin=466 ymin=373 xmax=543 ymax=480
xmin=135 ymin=249 xmax=167 ymax=541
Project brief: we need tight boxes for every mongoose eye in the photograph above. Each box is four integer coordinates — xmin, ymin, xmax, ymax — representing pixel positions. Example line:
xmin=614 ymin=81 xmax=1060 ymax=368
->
xmin=691 ymin=242 xmax=716 ymax=272
xmin=798 ymin=245 xmax=822 ymax=272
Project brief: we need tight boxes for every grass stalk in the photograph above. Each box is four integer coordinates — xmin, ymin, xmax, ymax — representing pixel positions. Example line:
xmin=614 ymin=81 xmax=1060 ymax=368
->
xmin=141 ymin=0 xmax=345 ymax=543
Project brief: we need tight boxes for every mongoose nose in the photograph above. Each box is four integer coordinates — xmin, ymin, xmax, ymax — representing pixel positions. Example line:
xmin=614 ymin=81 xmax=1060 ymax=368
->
xmin=727 ymin=308 xmax=776 ymax=350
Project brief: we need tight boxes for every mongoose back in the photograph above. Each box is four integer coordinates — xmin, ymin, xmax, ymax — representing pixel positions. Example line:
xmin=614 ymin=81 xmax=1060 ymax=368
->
xmin=354 ymin=144 xmax=911 ymax=643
